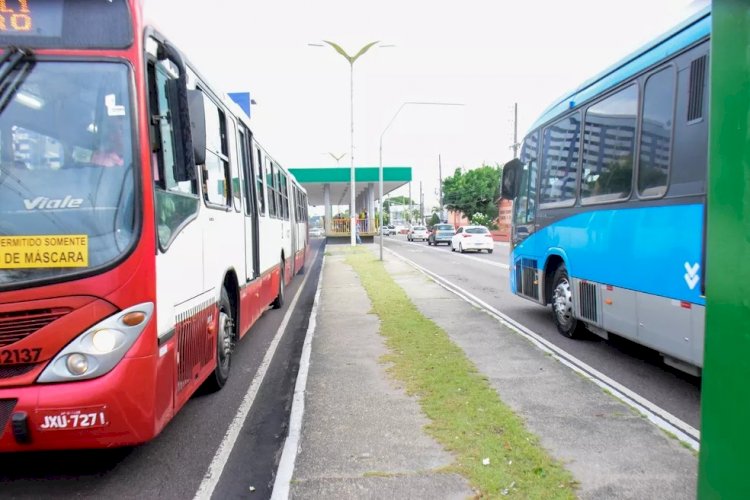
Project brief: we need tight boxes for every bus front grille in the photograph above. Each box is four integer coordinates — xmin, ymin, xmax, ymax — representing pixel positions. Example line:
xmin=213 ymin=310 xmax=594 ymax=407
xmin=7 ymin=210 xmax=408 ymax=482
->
xmin=0 ymin=399 xmax=17 ymax=438
xmin=0 ymin=363 xmax=37 ymax=379
xmin=0 ymin=308 xmax=71 ymax=347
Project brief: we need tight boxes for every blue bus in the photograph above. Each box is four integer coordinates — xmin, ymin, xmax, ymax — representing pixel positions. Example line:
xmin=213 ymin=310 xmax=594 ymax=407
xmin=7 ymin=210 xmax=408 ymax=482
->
xmin=501 ymin=8 xmax=710 ymax=376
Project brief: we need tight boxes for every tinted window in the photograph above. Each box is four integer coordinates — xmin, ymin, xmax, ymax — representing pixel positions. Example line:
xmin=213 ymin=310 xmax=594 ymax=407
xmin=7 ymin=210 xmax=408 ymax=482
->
xmin=466 ymin=227 xmax=489 ymax=234
xmin=435 ymin=224 xmax=453 ymax=231
xmin=581 ymin=84 xmax=638 ymax=203
xmin=638 ymin=68 xmax=674 ymax=197
xmin=540 ymin=113 xmax=580 ymax=206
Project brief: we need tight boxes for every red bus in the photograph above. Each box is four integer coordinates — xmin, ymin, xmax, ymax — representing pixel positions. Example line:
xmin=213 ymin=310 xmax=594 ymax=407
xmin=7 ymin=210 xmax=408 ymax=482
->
xmin=0 ymin=0 xmax=308 ymax=451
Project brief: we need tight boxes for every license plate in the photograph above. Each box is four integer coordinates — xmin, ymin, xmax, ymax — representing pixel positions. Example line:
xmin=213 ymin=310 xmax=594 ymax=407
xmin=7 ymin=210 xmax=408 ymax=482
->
xmin=35 ymin=406 xmax=109 ymax=431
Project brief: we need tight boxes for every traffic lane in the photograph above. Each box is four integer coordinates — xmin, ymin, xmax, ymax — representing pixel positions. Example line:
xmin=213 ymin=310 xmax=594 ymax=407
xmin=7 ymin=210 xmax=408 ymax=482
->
xmin=386 ymin=235 xmax=511 ymax=270
xmin=0 ymin=239 xmax=325 ymax=500
xmin=210 ymin=243 xmax=324 ymax=499
xmin=382 ymin=237 xmax=701 ymax=429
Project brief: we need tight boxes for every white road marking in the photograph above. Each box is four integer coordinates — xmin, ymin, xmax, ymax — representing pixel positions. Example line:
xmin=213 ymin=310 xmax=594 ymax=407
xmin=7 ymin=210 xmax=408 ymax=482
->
xmin=271 ymin=257 xmax=326 ymax=500
xmin=385 ymin=237 xmax=510 ymax=269
xmin=193 ymin=248 xmax=320 ymax=500
xmin=386 ymin=247 xmax=701 ymax=451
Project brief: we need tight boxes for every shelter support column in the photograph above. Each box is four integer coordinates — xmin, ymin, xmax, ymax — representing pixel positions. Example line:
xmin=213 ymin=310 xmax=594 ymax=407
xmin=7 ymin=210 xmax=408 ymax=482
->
xmin=367 ymin=183 xmax=375 ymax=231
xmin=323 ymin=183 xmax=332 ymax=233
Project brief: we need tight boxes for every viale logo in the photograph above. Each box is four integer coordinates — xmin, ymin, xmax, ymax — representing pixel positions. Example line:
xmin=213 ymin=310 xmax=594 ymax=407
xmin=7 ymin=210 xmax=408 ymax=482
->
xmin=23 ymin=196 xmax=84 ymax=210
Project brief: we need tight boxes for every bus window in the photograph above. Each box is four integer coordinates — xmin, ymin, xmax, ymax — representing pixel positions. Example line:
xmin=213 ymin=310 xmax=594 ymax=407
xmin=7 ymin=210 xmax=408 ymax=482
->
xmin=581 ymin=84 xmax=638 ymax=204
xmin=227 ymin=118 xmax=241 ymax=212
xmin=149 ymin=54 xmax=199 ymax=249
xmin=239 ymin=129 xmax=255 ymax=215
xmin=513 ymin=132 xmax=539 ymax=236
xmin=281 ymin=173 xmax=289 ymax=220
xmin=540 ymin=113 xmax=580 ymax=207
xmin=253 ymin=142 xmax=265 ymax=216
xmin=266 ymin=157 xmax=277 ymax=217
xmin=638 ymin=67 xmax=675 ymax=198
xmin=202 ymin=96 xmax=231 ymax=207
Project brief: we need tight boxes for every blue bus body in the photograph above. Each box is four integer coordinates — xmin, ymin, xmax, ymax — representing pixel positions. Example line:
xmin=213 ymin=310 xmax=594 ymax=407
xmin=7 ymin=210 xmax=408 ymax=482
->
xmin=507 ymin=8 xmax=710 ymax=375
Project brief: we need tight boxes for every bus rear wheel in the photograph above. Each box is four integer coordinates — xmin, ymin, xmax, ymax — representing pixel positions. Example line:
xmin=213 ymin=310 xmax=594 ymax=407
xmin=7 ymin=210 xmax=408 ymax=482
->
xmin=205 ymin=288 xmax=234 ymax=392
xmin=551 ymin=265 xmax=584 ymax=339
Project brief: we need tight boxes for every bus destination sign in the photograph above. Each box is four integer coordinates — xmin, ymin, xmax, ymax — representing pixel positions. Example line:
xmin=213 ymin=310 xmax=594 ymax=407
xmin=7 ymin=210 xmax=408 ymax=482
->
xmin=0 ymin=0 xmax=62 ymax=38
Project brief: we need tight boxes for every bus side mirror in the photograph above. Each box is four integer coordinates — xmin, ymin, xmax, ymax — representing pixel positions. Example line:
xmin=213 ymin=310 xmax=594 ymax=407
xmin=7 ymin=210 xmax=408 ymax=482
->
xmin=187 ymin=89 xmax=206 ymax=166
xmin=501 ymin=158 xmax=523 ymax=199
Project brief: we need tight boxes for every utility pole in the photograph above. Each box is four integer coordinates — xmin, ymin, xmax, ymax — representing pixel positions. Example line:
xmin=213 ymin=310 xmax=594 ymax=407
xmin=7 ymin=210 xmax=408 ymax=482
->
xmin=512 ymin=102 xmax=520 ymax=159
xmin=420 ymin=181 xmax=424 ymax=225
xmin=438 ymin=154 xmax=443 ymax=222
xmin=408 ymin=182 xmax=412 ymax=224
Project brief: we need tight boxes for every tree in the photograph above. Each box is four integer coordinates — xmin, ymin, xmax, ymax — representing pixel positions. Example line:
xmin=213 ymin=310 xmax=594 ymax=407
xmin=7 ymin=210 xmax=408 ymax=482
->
xmin=429 ymin=212 xmax=440 ymax=227
xmin=442 ymin=164 xmax=502 ymax=222
xmin=388 ymin=195 xmax=416 ymax=207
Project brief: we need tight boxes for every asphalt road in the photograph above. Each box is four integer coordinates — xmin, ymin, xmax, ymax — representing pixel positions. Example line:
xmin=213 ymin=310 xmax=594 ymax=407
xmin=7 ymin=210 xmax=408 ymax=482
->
xmin=380 ymin=234 xmax=702 ymax=430
xmin=0 ymin=238 xmax=326 ymax=500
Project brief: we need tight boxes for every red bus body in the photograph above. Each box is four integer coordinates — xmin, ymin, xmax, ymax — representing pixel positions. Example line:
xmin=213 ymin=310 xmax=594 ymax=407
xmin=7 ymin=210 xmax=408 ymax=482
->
xmin=0 ymin=0 xmax=308 ymax=451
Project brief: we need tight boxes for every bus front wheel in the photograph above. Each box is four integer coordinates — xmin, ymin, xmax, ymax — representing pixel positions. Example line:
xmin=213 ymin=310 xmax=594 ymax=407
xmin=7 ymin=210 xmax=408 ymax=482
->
xmin=205 ymin=287 xmax=235 ymax=391
xmin=551 ymin=265 xmax=584 ymax=339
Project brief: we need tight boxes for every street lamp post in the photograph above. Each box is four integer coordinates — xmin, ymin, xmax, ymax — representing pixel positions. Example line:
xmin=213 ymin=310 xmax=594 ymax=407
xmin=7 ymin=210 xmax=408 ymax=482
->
xmin=378 ymin=101 xmax=464 ymax=260
xmin=311 ymin=40 xmax=380 ymax=246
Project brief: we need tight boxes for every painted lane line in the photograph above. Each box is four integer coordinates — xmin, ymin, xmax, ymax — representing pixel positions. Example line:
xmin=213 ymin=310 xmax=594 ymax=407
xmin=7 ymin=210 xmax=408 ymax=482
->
xmin=385 ymin=237 xmax=510 ymax=270
xmin=385 ymin=247 xmax=701 ymax=451
xmin=194 ymin=247 xmax=320 ymax=500
xmin=271 ymin=256 xmax=326 ymax=500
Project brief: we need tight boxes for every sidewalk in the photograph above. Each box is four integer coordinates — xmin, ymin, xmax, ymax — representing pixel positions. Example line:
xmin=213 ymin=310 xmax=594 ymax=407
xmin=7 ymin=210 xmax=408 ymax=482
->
xmin=277 ymin=245 xmax=697 ymax=499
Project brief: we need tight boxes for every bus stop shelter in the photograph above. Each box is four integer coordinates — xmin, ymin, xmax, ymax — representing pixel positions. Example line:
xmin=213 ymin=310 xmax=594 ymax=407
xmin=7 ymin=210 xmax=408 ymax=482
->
xmin=289 ymin=166 xmax=411 ymax=238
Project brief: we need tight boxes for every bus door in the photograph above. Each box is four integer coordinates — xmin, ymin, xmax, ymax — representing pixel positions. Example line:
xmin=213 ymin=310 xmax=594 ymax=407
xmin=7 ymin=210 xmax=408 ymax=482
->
xmin=510 ymin=133 xmax=540 ymax=300
xmin=240 ymin=128 xmax=260 ymax=281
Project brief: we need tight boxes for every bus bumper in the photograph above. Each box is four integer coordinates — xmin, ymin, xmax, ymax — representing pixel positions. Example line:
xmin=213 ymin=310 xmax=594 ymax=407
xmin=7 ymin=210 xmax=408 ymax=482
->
xmin=0 ymin=355 xmax=157 ymax=451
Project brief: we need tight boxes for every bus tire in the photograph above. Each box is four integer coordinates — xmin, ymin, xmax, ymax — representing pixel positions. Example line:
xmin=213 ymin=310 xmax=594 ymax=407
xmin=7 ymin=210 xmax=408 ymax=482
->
xmin=551 ymin=264 xmax=584 ymax=339
xmin=272 ymin=261 xmax=285 ymax=309
xmin=205 ymin=288 xmax=234 ymax=392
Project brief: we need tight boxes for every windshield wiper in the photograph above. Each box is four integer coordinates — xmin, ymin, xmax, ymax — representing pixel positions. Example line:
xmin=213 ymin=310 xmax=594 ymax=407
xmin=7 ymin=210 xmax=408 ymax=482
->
xmin=0 ymin=46 xmax=35 ymax=114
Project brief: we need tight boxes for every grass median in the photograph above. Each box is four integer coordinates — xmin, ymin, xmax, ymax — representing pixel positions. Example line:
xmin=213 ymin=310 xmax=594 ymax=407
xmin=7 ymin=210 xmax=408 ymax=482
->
xmin=345 ymin=249 xmax=577 ymax=499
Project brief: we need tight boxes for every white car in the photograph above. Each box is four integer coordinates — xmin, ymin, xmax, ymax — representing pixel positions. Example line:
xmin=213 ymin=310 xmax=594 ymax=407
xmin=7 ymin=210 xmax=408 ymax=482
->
xmin=309 ymin=227 xmax=325 ymax=238
xmin=407 ymin=226 xmax=429 ymax=241
xmin=451 ymin=225 xmax=494 ymax=253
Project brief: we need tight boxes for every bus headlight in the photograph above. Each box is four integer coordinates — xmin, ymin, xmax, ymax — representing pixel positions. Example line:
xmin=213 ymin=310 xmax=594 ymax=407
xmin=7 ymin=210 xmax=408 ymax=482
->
xmin=91 ymin=329 xmax=122 ymax=353
xmin=38 ymin=303 xmax=154 ymax=383
xmin=66 ymin=353 xmax=89 ymax=376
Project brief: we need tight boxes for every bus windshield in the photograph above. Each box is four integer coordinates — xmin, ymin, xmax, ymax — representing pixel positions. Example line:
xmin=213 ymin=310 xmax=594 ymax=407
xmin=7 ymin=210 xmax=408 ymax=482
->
xmin=0 ymin=61 xmax=138 ymax=289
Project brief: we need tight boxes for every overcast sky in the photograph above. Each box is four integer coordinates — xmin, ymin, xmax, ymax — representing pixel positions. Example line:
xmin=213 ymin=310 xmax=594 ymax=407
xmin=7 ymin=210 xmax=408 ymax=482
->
xmin=144 ymin=0 xmax=709 ymax=212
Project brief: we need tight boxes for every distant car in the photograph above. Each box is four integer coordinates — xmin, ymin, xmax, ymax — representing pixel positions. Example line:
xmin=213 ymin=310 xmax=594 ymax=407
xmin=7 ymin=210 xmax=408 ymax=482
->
xmin=407 ymin=225 xmax=429 ymax=241
xmin=451 ymin=225 xmax=494 ymax=253
xmin=427 ymin=223 xmax=455 ymax=246
xmin=381 ymin=225 xmax=396 ymax=236
xmin=395 ymin=224 xmax=408 ymax=235
xmin=309 ymin=227 xmax=325 ymax=238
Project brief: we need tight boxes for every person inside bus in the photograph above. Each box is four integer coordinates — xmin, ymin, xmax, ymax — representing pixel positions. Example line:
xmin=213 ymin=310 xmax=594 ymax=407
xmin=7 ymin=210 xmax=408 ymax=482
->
xmin=91 ymin=115 xmax=125 ymax=168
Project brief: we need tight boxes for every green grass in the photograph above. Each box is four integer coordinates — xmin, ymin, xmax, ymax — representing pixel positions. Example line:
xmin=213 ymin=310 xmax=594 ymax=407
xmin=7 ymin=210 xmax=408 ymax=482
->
xmin=346 ymin=250 xmax=577 ymax=499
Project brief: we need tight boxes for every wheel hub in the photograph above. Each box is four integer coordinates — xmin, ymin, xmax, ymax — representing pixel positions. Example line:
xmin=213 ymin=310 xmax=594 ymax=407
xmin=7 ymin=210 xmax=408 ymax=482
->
xmin=553 ymin=278 xmax=574 ymax=328
xmin=217 ymin=311 xmax=233 ymax=368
